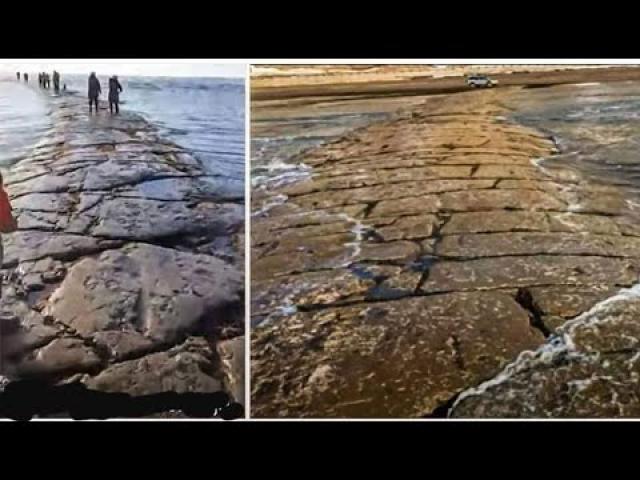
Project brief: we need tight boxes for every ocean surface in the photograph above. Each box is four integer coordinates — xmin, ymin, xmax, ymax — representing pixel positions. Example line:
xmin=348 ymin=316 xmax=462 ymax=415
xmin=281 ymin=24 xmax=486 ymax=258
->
xmin=508 ymin=81 xmax=640 ymax=199
xmin=0 ymin=73 xmax=245 ymax=181
xmin=251 ymin=94 xmax=429 ymax=191
xmin=252 ymin=81 xmax=640 ymax=206
xmin=0 ymin=80 xmax=51 ymax=167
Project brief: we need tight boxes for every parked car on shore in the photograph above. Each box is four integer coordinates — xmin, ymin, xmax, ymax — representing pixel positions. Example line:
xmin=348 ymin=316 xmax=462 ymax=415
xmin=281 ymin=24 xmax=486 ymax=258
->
xmin=466 ymin=75 xmax=498 ymax=88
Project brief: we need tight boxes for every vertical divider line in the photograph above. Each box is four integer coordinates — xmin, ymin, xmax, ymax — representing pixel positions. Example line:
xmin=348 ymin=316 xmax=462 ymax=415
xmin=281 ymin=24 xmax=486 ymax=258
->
xmin=244 ymin=62 xmax=251 ymax=419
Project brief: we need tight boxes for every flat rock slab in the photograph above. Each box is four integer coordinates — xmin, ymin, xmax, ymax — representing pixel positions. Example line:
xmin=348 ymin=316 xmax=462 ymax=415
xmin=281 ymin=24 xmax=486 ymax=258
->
xmin=283 ymin=165 xmax=475 ymax=196
xmin=376 ymin=214 xmax=441 ymax=241
xmin=289 ymin=179 xmax=496 ymax=209
xmin=252 ymin=265 xmax=403 ymax=321
xmin=8 ymin=169 xmax=86 ymax=197
xmin=524 ymin=285 xmax=619 ymax=332
xmin=252 ymin=239 xmax=359 ymax=281
xmin=370 ymin=189 xmax=565 ymax=218
xmin=88 ymin=198 xmax=242 ymax=241
xmin=45 ymin=243 xmax=243 ymax=346
xmin=2 ymin=231 xmax=122 ymax=267
xmin=15 ymin=337 xmax=102 ymax=377
xmin=116 ymin=176 xmax=244 ymax=202
xmin=421 ymin=255 xmax=640 ymax=293
xmin=83 ymin=337 xmax=223 ymax=396
xmin=436 ymin=232 xmax=640 ymax=258
xmin=547 ymin=212 xmax=623 ymax=235
xmin=81 ymin=156 xmax=194 ymax=191
xmin=441 ymin=211 xmax=550 ymax=234
xmin=253 ymin=221 xmax=354 ymax=248
xmin=12 ymin=193 xmax=77 ymax=213
xmin=451 ymin=286 xmax=640 ymax=418
xmin=252 ymin=291 xmax=544 ymax=418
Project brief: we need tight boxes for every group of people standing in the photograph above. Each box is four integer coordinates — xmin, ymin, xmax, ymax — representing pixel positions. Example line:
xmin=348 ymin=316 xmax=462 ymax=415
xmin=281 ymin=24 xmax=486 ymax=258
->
xmin=38 ymin=71 xmax=62 ymax=93
xmin=16 ymin=71 xmax=64 ymax=93
xmin=15 ymin=70 xmax=124 ymax=116
xmin=88 ymin=72 xmax=123 ymax=115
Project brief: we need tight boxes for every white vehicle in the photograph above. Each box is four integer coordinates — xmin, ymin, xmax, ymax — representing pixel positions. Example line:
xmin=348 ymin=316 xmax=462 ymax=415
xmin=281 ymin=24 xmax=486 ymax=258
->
xmin=466 ymin=75 xmax=498 ymax=88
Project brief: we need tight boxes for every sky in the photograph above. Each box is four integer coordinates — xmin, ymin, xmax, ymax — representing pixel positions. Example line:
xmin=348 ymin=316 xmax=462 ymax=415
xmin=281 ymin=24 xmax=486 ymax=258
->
xmin=0 ymin=60 xmax=246 ymax=78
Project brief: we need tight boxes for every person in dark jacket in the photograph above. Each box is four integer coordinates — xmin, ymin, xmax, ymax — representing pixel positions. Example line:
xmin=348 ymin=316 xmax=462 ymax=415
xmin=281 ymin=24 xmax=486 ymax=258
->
xmin=88 ymin=72 xmax=101 ymax=114
xmin=108 ymin=76 xmax=123 ymax=114
xmin=16 ymin=72 xmax=20 ymax=81
xmin=53 ymin=71 xmax=60 ymax=93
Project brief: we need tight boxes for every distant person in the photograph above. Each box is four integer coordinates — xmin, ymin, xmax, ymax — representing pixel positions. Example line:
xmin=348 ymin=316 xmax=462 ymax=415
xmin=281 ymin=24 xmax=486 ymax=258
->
xmin=63 ymin=83 xmax=67 ymax=92
xmin=23 ymin=73 xmax=28 ymax=83
xmin=38 ymin=73 xmax=42 ymax=87
xmin=88 ymin=72 xmax=101 ymax=114
xmin=16 ymin=72 xmax=20 ymax=81
xmin=108 ymin=76 xmax=123 ymax=115
xmin=53 ymin=71 xmax=60 ymax=93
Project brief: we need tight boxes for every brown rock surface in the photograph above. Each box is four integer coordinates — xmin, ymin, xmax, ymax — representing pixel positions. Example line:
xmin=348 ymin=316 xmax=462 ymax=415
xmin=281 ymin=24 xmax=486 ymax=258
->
xmin=84 ymin=337 xmax=223 ymax=395
xmin=252 ymin=86 xmax=640 ymax=418
xmin=451 ymin=285 xmax=640 ymax=418
xmin=1 ymin=95 xmax=244 ymax=413
xmin=252 ymin=292 xmax=543 ymax=418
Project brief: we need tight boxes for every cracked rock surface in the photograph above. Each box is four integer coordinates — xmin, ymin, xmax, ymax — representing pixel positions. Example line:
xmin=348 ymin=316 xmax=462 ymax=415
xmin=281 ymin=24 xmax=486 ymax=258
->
xmin=0 ymin=96 xmax=245 ymax=411
xmin=251 ymin=88 xmax=640 ymax=418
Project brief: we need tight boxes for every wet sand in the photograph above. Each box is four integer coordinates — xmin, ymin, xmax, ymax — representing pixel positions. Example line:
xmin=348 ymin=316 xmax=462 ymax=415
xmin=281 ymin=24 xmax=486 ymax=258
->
xmin=251 ymin=67 xmax=640 ymax=418
xmin=252 ymin=66 xmax=640 ymax=100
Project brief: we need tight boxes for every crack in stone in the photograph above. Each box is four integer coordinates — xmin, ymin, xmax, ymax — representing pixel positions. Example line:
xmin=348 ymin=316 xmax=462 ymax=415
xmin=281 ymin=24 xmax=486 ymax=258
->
xmin=251 ymin=80 xmax=640 ymax=418
xmin=515 ymin=287 xmax=553 ymax=338
xmin=415 ymin=215 xmax=447 ymax=293
xmin=2 ymin=95 xmax=244 ymax=405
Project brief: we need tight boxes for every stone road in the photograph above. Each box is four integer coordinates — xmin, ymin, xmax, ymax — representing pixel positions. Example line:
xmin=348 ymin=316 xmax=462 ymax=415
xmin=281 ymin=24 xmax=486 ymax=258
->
xmin=0 ymin=95 xmax=245 ymax=411
xmin=251 ymin=89 xmax=640 ymax=418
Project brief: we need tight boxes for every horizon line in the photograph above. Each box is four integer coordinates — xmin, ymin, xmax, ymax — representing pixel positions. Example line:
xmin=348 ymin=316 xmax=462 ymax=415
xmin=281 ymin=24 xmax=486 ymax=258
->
xmin=0 ymin=72 xmax=245 ymax=79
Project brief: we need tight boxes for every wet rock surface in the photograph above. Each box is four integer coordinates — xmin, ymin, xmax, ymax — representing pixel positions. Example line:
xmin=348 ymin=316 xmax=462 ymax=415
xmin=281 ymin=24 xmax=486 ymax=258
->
xmin=252 ymin=88 xmax=640 ymax=418
xmin=252 ymin=292 xmax=543 ymax=418
xmin=1 ymin=96 xmax=244 ymax=415
xmin=451 ymin=284 xmax=640 ymax=418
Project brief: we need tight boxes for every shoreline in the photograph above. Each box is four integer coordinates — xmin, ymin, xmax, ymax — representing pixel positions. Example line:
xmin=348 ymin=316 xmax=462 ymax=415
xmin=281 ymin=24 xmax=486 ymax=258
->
xmin=251 ymin=66 xmax=640 ymax=205
xmin=1 ymin=94 xmax=245 ymax=414
xmin=251 ymin=83 xmax=640 ymax=418
xmin=252 ymin=66 xmax=640 ymax=101
xmin=0 ymin=81 xmax=53 ymax=168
